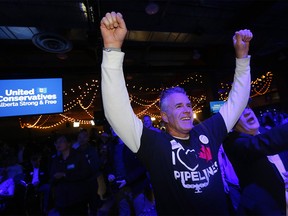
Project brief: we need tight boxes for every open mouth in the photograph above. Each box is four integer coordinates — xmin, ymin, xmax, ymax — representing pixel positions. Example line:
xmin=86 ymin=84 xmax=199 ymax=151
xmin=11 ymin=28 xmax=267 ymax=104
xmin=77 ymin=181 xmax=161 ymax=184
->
xmin=247 ymin=117 xmax=255 ymax=124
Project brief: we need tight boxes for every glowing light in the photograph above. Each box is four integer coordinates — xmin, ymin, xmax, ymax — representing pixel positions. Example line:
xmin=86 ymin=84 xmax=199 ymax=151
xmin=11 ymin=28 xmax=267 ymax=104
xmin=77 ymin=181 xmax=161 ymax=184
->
xmin=193 ymin=113 xmax=197 ymax=119
xmin=73 ymin=121 xmax=80 ymax=127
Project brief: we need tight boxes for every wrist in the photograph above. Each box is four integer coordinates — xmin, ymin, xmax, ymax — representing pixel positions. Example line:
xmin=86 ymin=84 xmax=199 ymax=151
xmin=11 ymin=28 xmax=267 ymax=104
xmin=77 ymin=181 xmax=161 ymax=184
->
xmin=236 ymin=55 xmax=251 ymax=59
xmin=103 ymin=47 xmax=121 ymax=52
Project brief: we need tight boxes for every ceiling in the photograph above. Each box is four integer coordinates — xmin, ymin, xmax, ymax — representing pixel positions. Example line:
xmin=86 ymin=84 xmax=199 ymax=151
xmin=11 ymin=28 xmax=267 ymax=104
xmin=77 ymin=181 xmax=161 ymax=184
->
xmin=0 ymin=0 xmax=287 ymax=75
xmin=0 ymin=0 xmax=288 ymax=123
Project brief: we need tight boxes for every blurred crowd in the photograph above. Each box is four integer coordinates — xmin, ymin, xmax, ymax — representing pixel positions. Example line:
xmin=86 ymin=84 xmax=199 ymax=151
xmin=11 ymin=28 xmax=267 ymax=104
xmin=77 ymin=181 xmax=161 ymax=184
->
xmin=0 ymin=121 xmax=158 ymax=216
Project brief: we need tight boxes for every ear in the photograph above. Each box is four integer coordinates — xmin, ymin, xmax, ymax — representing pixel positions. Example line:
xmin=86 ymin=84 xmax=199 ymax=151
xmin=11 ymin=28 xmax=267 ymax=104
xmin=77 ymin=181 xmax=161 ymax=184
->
xmin=161 ymin=111 xmax=168 ymax=123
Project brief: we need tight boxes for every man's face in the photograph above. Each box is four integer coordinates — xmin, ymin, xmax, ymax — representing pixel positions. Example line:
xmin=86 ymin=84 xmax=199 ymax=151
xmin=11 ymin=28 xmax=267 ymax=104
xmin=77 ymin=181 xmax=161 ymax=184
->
xmin=143 ymin=116 xmax=153 ymax=128
xmin=161 ymin=93 xmax=193 ymax=138
xmin=234 ymin=107 xmax=260 ymax=135
xmin=54 ymin=136 xmax=70 ymax=152
xmin=78 ymin=131 xmax=89 ymax=145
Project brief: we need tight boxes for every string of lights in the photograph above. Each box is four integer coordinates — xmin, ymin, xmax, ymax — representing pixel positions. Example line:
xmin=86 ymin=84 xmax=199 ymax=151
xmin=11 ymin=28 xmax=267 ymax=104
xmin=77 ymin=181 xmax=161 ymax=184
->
xmin=19 ymin=72 xmax=274 ymax=129
xmin=219 ymin=71 xmax=273 ymax=101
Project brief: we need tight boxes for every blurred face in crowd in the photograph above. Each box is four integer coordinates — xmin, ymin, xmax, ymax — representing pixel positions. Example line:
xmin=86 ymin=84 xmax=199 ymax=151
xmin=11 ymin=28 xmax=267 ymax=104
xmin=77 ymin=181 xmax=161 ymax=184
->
xmin=54 ymin=135 xmax=70 ymax=152
xmin=234 ymin=107 xmax=260 ymax=135
xmin=78 ymin=130 xmax=89 ymax=145
xmin=143 ymin=116 xmax=153 ymax=128
xmin=161 ymin=93 xmax=194 ymax=138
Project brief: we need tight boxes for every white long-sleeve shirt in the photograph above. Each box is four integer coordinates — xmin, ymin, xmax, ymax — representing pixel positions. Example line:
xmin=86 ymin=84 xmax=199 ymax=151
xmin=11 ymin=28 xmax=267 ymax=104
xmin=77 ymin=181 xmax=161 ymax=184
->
xmin=101 ymin=50 xmax=251 ymax=153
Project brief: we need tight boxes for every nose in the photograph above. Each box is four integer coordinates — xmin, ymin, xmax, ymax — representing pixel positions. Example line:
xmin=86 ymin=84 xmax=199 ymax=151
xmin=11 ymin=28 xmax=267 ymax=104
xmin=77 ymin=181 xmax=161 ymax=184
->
xmin=183 ymin=105 xmax=192 ymax=113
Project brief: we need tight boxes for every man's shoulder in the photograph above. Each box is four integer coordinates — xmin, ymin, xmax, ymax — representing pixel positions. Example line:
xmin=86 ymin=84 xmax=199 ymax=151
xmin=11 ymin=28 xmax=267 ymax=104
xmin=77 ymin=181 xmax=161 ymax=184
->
xmin=151 ymin=127 xmax=161 ymax=133
xmin=224 ymin=130 xmax=252 ymax=147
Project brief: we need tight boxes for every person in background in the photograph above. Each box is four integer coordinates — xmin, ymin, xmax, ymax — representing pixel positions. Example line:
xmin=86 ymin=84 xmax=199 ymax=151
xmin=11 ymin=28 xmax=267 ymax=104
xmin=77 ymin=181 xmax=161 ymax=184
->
xmin=23 ymin=151 xmax=51 ymax=215
xmin=142 ymin=115 xmax=161 ymax=133
xmin=89 ymin=127 xmax=102 ymax=151
xmin=16 ymin=142 xmax=26 ymax=165
xmin=262 ymin=113 xmax=276 ymax=130
xmin=0 ymin=143 xmax=26 ymax=215
xmin=104 ymin=127 xmax=155 ymax=216
xmin=223 ymin=105 xmax=288 ymax=215
xmin=49 ymin=133 xmax=92 ymax=216
xmin=73 ymin=128 xmax=106 ymax=215
xmin=100 ymin=11 xmax=252 ymax=215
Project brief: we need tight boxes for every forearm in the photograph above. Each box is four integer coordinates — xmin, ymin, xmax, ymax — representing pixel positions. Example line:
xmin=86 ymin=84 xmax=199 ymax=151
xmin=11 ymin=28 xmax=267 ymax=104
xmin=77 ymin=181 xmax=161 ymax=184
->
xmin=247 ymin=123 xmax=288 ymax=155
xmin=101 ymin=50 xmax=143 ymax=152
xmin=219 ymin=56 xmax=251 ymax=132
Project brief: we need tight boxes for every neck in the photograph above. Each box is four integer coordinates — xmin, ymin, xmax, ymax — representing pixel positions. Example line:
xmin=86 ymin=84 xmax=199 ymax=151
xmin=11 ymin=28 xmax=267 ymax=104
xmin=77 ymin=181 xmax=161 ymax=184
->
xmin=173 ymin=135 xmax=190 ymax=140
xmin=167 ymin=127 xmax=190 ymax=139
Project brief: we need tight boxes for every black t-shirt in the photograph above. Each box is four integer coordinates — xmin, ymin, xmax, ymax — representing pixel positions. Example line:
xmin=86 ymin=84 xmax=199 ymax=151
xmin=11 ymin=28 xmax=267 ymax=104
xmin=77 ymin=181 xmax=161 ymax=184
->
xmin=137 ymin=113 xmax=229 ymax=215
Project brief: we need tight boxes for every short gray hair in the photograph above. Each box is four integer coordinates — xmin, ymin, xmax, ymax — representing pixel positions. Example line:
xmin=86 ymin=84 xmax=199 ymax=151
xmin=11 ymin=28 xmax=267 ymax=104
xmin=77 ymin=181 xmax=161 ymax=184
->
xmin=159 ymin=86 xmax=187 ymax=112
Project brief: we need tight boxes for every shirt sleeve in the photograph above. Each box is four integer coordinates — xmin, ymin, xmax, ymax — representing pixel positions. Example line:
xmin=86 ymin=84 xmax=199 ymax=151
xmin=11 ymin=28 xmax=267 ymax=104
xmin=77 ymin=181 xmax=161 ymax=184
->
xmin=224 ymin=123 xmax=288 ymax=160
xmin=101 ymin=50 xmax=143 ymax=153
xmin=219 ymin=56 xmax=251 ymax=132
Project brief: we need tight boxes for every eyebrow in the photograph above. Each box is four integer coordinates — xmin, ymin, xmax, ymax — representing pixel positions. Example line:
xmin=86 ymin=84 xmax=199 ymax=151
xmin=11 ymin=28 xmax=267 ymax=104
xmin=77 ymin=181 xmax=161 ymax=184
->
xmin=177 ymin=101 xmax=192 ymax=105
xmin=175 ymin=102 xmax=183 ymax=106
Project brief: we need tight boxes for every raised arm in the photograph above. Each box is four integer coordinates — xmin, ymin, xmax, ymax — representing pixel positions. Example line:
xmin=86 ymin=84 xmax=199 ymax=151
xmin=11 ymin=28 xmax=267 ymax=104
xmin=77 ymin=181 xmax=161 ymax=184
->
xmin=100 ymin=11 xmax=127 ymax=49
xmin=100 ymin=12 xmax=143 ymax=153
xmin=219 ymin=29 xmax=253 ymax=132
